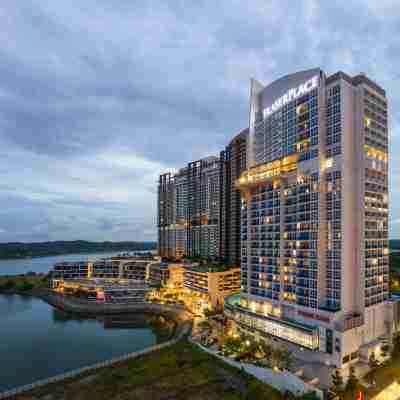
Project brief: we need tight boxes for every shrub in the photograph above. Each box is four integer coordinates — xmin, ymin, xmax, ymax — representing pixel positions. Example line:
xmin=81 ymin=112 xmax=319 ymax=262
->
xmin=345 ymin=366 xmax=359 ymax=396
xmin=16 ymin=280 xmax=34 ymax=291
xmin=331 ymin=369 xmax=343 ymax=393
xmin=0 ymin=279 xmax=16 ymax=290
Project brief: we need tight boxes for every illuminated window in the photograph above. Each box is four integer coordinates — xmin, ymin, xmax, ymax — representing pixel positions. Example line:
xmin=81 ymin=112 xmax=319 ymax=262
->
xmin=325 ymin=158 xmax=333 ymax=169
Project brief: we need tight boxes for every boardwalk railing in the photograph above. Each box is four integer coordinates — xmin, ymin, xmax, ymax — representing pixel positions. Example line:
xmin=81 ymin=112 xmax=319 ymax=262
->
xmin=0 ymin=322 xmax=191 ymax=399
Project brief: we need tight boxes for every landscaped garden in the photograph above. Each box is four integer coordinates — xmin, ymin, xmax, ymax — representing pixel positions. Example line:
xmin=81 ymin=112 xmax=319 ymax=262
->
xmin=195 ymin=317 xmax=294 ymax=371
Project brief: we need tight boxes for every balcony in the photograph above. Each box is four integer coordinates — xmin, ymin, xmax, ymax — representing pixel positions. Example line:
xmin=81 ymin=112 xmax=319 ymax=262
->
xmin=335 ymin=314 xmax=363 ymax=332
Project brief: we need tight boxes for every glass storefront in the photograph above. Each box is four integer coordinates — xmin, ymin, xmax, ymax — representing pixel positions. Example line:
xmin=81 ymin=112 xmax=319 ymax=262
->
xmin=225 ymin=294 xmax=319 ymax=350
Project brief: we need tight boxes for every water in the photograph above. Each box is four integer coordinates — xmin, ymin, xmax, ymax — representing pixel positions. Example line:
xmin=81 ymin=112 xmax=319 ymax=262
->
xmin=0 ymin=294 xmax=172 ymax=392
xmin=0 ymin=251 xmax=154 ymax=276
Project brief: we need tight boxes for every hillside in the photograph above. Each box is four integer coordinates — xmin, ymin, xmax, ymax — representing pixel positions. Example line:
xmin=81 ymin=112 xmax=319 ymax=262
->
xmin=0 ymin=241 xmax=157 ymax=260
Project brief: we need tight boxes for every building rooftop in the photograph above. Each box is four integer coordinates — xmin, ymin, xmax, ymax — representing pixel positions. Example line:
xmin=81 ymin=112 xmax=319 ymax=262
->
xmin=60 ymin=278 xmax=148 ymax=290
xmin=186 ymin=264 xmax=239 ymax=273
xmin=326 ymin=70 xmax=386 ymax=96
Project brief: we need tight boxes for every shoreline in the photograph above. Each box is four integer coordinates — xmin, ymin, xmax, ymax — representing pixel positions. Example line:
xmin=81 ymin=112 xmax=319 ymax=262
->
xmin=0 ymin=248 xmax=156 ymax=262
xmin=0 ymin=288 xmax=193 ymax=338
xmin=0 ymin=290 xmax=193 ymax=398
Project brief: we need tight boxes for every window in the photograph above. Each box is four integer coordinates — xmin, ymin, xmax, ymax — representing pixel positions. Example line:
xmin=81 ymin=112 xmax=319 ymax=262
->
xmin=325 ymin=158 xmax=333 ymax=169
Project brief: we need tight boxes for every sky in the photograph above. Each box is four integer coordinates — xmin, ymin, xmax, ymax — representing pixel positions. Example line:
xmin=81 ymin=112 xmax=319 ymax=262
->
xmin=0 ymin=0 xmax=400 ymax=243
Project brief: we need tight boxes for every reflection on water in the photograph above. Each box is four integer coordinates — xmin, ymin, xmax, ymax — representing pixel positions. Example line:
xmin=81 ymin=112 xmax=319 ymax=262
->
xmin=50 ymin=309 xmax=176 ymax=341
xmin=0 ymin=294 xmax=173 ymax=392
xmin=0 ymin=293 xmax=34 ymax=317
xmin=103 ymin=315 xmax=154 ymax=330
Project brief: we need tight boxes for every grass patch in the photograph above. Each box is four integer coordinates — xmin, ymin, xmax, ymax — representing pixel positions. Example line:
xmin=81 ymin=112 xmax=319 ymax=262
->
xmin=19 ymin=341 xmax=291 ymax=400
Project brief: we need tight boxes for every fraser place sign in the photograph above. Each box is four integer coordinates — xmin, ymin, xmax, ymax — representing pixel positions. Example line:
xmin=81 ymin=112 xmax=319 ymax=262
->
xmin=263 ymin=75 xmax=319 ymax=119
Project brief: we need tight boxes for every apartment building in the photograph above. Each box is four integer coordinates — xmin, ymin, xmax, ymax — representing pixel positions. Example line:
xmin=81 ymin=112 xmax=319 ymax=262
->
xmin=226 ymin=68 xmax=390 ymax=368
xmin=158 ymin=172 xmax=176 ymax=259
xmin=158 ymin=156 xmax=221 ymax=260
xmin=220 ymin=129 xmax=248 ymax=265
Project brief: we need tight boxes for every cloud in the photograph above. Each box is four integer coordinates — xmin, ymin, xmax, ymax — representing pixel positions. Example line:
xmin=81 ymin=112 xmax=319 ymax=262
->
xmin=0 ymin=0 xmax=399 ymax=241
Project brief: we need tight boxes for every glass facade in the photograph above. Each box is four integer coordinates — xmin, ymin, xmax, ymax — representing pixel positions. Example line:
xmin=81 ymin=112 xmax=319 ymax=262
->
xmin=241 ymin=84 xmax=320 ymax=308
xmin=363 ymin=88 xmax=389 ymax=307
xmin=225 ymin=294 xmax=319 ymax=350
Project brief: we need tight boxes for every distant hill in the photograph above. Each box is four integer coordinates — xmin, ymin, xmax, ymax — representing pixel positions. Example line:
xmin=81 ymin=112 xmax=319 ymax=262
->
xmin=0 ymin=240 xmax=157 ymax=260
xmin=390 ymin=240 xmax=400 ymax=250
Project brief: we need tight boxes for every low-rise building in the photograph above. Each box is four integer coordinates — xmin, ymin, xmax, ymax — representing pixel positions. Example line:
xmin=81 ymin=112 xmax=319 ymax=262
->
xmin=91 ymin=260 xmax=120 ymax=278
xmin=51 ymin=257 xmax=155 ymax=282
xmin=53 ymin=278 xmax=149 ymax=303
xmin=148 ymin=262 xmax=171 ymax=286
xmin=148 ymin=262 xmax=196 ymax=288
xmin=51 ymin=257 xmax=156 ymax=304
xmin=120 ymin=260 xmax=149 ymax=281
xmin=52 ymin=261 xmax=90 ymax=280
xmin=183 ymin=265 xmax=240 ymax=314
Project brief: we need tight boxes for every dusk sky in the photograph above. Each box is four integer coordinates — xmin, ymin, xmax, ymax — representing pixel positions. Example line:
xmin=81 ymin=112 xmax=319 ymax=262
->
xmin=1 ymin=1 xmax=399 ymax=242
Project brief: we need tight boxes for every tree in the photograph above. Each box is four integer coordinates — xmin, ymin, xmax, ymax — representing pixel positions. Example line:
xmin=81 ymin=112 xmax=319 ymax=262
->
xmin=280 ymin=346 xmax=293 ymax=370
xmin=271 ymin=346 xmax=292 ymax=370
xmin=331 ymin=369 xmax=344 ymax=393
xmin=381 ymin=344 xmax=390 ymax=358
xmin=297 ymin=393 xmax=320 ymax=400
xmin=369 ymin=352 xmax=379 ymax=369
xmin=261 ymin=342 xmax=272 ymax=358
xmin=272 ymin=346 xmax=283 ymax=369
xmin=345 ymin=366 xmax=359 ymax=396
xmin=16 ymin=279 xmax=34 ymax=291
xmin=392 ymin=334 xmax=400 ymax=358
xmin=223 ymin=337 xmax=242 ymax=354
xmin=368 ymin=352 xmax=379 ymax=384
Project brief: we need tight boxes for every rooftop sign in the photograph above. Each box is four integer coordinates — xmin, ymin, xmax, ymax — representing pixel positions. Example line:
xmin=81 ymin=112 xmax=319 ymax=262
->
xmin=263 ymin=75 xmax=319 ymax=119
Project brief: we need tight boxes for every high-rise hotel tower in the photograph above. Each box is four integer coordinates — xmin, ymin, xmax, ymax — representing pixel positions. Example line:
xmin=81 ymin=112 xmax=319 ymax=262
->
xmin=225 ymin=68 xmax=390 ymax=367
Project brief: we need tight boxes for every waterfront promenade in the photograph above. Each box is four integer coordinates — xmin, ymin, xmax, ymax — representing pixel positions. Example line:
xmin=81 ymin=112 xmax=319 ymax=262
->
xmin=34 ymin=288 xmax=192 ymax=321
xmin=0 ymin=285 xmax=193 ymax=321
